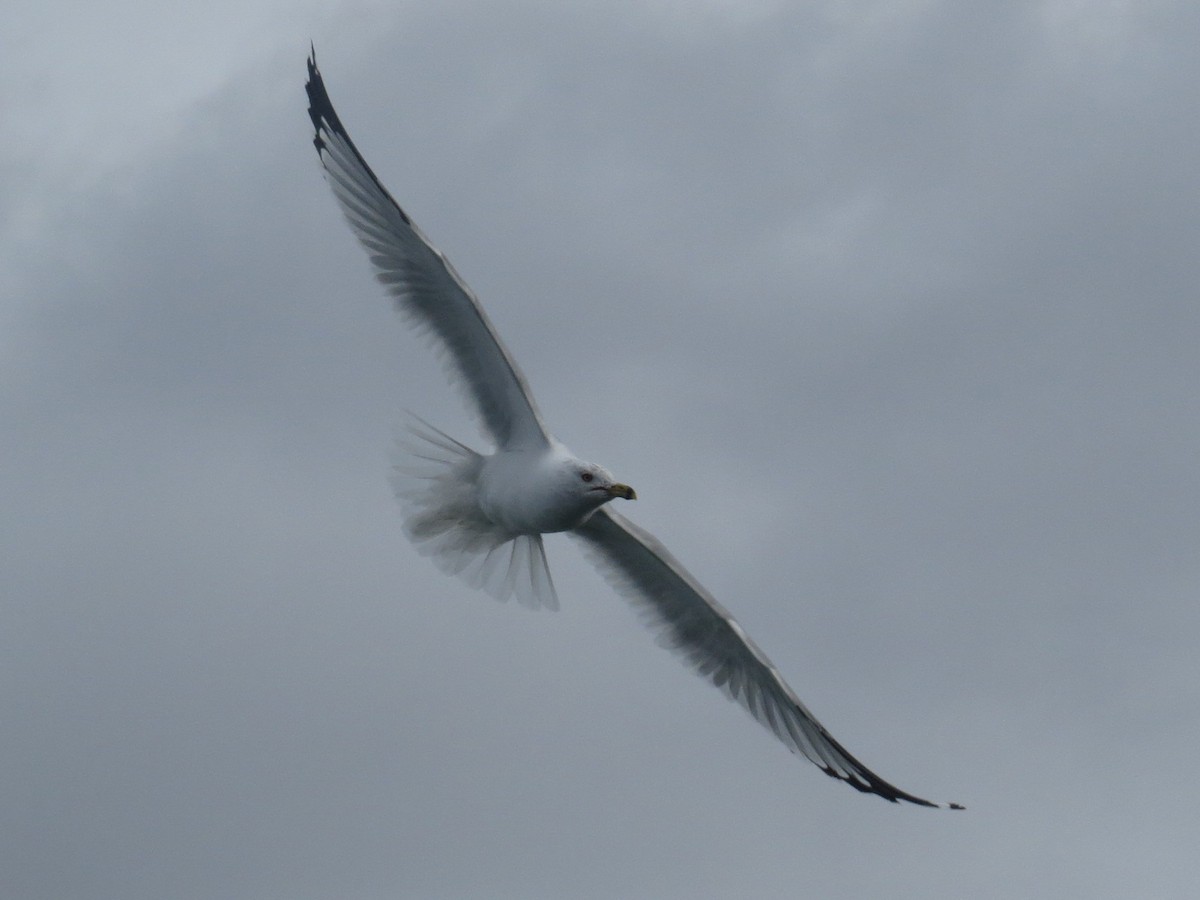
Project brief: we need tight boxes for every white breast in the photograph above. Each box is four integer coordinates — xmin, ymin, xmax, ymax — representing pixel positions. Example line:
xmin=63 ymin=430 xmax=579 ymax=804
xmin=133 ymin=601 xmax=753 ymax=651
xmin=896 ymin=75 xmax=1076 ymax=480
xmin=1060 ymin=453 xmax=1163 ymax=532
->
xmin=478 ymin=445 xmax=591 ymax=535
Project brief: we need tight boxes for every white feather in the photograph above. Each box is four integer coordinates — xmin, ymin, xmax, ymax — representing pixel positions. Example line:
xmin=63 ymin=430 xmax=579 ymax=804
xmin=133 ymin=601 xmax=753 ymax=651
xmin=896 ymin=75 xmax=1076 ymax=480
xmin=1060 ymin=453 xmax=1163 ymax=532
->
xmin=391 ymin=417 xmax=559 ymax=610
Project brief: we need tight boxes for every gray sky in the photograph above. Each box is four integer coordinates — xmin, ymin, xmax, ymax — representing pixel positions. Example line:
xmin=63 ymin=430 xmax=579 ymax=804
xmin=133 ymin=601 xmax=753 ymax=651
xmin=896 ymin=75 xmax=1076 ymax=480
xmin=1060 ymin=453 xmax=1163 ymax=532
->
xmin=5 ymin=2 xmax=1199 ymax=897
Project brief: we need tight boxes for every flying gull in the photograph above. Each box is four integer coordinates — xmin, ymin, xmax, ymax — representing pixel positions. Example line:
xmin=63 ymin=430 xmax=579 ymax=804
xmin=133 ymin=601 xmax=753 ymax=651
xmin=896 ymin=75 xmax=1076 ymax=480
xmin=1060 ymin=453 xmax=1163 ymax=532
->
xmin=305 ymin=50 xmax=961 ymax=809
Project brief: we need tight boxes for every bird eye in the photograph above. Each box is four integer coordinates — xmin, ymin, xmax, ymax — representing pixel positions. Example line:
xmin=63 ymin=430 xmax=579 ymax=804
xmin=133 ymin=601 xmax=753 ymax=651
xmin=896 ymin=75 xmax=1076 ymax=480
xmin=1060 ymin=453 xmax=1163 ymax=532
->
xmin=580 ymin=472 xmax=594 ymax=483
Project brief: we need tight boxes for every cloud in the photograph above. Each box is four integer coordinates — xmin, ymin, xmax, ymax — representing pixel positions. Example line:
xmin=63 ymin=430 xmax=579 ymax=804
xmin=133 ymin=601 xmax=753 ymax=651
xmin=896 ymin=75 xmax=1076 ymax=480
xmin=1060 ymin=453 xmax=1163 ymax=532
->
xmin=4 ymin=3 xmax=1199 ymax=897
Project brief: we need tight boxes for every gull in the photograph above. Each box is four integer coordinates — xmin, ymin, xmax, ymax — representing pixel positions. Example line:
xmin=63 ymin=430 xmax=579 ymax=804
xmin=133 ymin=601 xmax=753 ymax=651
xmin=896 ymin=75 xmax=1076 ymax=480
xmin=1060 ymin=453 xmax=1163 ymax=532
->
xmin=305 ymin=50 xmax=961 ymax=809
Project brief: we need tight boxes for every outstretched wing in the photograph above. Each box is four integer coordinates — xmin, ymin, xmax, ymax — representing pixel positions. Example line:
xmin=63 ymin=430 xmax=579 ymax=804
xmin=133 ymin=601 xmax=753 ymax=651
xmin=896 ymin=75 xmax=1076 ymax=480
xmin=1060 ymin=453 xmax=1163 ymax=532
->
xmin=306 ymin=52 xmax=551 ymax=450
xmin=574 ymin=508 xmax=962 ymax=808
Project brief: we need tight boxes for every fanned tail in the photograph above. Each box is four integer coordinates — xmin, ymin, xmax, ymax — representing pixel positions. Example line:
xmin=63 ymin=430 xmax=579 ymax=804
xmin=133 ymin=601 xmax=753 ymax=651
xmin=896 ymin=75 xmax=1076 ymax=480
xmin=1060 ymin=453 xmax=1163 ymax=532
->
xmin=391 ymin=415 xmax=559 ymax=610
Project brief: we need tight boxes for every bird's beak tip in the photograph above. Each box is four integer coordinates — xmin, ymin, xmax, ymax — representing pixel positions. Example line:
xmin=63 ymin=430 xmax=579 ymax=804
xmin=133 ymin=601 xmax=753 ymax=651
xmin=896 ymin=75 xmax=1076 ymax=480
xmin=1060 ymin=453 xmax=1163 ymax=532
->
xmin=610 ymin=483 xmax=636 ymax=501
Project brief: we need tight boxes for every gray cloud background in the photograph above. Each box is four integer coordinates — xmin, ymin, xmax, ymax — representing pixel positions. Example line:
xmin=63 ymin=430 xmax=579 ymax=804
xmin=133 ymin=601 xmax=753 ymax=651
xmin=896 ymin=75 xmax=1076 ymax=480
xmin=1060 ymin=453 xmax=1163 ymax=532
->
xmin=5 ymin=2 xmax=1199 ymax=897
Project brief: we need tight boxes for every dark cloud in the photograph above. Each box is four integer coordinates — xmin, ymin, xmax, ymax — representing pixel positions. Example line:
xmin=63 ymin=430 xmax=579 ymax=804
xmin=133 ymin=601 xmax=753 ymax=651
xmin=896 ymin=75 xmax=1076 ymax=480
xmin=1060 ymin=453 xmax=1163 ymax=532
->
xmin=4 ymin=2 xmax=1199 ymax=897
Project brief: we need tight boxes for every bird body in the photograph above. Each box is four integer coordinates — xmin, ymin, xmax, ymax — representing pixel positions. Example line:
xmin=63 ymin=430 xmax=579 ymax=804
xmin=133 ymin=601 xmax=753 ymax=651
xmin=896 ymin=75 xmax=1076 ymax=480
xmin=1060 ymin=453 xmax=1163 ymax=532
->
xmin=478 ymin=443 xmax=632 ymax=536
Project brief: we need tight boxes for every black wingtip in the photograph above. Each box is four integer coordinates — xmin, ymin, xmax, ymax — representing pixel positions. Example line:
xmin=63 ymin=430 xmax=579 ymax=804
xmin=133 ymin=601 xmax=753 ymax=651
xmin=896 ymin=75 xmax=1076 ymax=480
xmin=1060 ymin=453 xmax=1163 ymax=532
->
xmin=307 ymin=43 xmax=319 ymax=92
xmin=302 ymin=50 xmax=414 ymax=226
xmin=305 ymin=49 xmax=332 ymax=133
xmin=812 ymin=727 xmax=960 ymax=809
xmin=304 ymin=46 xmax=346 ymax=157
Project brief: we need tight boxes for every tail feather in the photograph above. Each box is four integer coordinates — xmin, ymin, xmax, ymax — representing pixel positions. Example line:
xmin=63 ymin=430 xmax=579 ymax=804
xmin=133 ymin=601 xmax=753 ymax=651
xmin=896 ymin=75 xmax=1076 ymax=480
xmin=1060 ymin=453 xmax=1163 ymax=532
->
xmin=391 ymin=416 xmax=559 ymax=610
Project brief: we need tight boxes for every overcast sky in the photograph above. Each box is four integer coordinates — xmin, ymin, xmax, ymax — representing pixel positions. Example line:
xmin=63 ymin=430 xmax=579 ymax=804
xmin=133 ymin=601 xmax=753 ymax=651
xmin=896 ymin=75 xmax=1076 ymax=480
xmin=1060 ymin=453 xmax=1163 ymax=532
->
xmin=5 ymin=2 xmax=1199 ymax=898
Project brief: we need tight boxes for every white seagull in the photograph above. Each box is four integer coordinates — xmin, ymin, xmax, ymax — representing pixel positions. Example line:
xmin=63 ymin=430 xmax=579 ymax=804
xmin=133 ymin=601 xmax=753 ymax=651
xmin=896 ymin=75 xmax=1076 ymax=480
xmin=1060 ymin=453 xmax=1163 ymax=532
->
xmin=306 ymin=51 xmax=961 ymax=809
